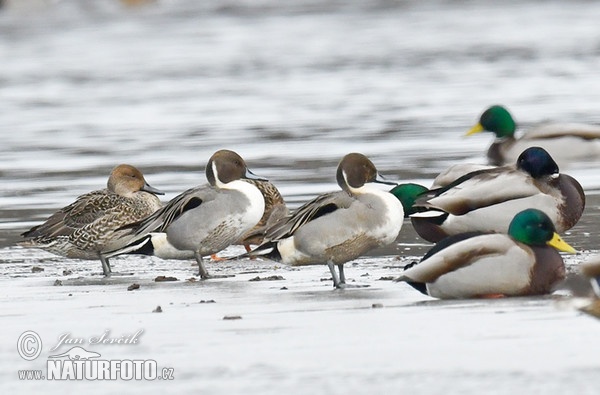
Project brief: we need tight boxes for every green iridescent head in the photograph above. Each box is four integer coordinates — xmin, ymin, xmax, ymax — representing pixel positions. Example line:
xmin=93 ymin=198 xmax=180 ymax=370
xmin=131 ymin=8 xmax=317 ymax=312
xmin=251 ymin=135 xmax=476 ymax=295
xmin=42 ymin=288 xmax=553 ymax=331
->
xmin=389 ymin=183 xmax=429 ymax=217
xmin=466 ymin=105 xmax=517 ymax=138
xmin=508 ymin=209 xmax=575 ymax=252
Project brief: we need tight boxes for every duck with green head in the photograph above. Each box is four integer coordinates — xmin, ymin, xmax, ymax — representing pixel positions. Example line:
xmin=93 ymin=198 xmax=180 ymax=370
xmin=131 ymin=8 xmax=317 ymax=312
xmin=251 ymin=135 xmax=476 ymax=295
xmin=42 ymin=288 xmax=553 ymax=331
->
xmin=396 ymin=208 xmax=576 ymax=299
xmin=410 ymin=146 xmax=585 ymax=243
xmin=389 ymin=183 xmax=429 ymax=217
xmin=467 ymin=105 xmax=600 ymax=166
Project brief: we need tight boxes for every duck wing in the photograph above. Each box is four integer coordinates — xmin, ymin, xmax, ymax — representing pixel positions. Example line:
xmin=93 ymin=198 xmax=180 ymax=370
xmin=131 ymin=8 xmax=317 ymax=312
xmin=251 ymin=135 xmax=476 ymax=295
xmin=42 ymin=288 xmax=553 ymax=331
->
xmin=416 ymin=167 xmax=541 ymax=216
xmin=21 ymin=189 xmax=121 ymax=239
xmin=264 ymin=191 xmax=353 ymax=241
xmin=523 ymin=123 xmax=600 ymax=140
xmin=397 ymin=233 xmax=513 ymax=284
xmin=125 ymin=185 xmax=215 ymax=236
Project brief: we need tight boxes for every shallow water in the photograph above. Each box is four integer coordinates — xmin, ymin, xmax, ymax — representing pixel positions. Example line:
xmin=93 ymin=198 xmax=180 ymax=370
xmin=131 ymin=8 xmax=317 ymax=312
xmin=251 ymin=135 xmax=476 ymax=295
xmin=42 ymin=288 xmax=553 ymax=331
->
xmin=1 ymin=0 xmax=600 ymax=393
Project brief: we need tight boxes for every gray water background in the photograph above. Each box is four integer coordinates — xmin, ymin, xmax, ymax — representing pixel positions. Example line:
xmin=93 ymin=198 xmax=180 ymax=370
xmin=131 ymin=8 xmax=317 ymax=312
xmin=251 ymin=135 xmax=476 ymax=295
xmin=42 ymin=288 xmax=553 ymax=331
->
xmin=1 ymin=0 xmax=600 ymax=252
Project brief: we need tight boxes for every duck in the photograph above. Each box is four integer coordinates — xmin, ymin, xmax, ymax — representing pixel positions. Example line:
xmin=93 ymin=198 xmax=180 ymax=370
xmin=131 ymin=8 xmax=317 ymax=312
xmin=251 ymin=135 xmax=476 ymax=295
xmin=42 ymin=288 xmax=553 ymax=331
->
xmin=466 ymin=105 xmax=600 ymax=166
xmin=430 ymin=163 xmax=495 ymax=189
xmin=410 ymin=146 xmax=585 ymax=243
xmin=236 ymin=179 xmax=288 ymax=250
xmin=210 ymin=179 xmax=288 ymax=260
xmin=19 ymin=164 xmax=164 ymax=276
xmin=246 ymin=153 xmax=403 ymax=289
xmin=556 ymin=257 xmax=600 ymax=319
xmin=103 ymin=150 xmax=266 ymax=279
xmin=396 ymin=208 xmax=576 ymax=299
xmin=389 ymin=183 xmax=429 ymax=217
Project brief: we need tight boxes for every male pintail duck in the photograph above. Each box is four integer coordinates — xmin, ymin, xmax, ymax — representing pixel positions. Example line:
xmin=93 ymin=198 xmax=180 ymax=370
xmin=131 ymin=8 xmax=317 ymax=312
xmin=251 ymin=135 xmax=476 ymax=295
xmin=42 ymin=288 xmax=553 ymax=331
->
xmin=19 ymin=164 xmax=164 ymax=276
xmin=247 ymin=153 xmax=403 ymax=289
xmin=396 ymin=209 xmax=576 ymax=299
xmin=211 ymin=179 xmax=288 ymax=260
xmin=410 ymin=147 xmax=585 ymax=243
xmin=466 ymin=105 xmax=600 ymax=166
xmin=104 ymin=150 xmax=266 ymax=279
xmin=237 ymin=179 xmax=288 ymax=250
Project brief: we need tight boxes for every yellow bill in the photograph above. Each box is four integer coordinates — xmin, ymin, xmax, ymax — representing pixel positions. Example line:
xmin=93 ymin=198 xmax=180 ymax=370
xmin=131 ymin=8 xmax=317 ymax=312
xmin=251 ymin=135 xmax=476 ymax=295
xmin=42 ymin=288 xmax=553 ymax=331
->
xmin=466 ymin=123 xmax=484 ymax=136
xmin=547 ymin=232 xmax=576 ymax=253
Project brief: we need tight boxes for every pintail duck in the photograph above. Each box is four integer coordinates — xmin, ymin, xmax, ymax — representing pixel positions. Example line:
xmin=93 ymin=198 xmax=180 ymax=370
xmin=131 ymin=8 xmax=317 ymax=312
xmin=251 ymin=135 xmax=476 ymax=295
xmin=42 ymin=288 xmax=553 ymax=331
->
xmin=211 ymin=179 xmax=287 ymax=260
xmin=410 ymin=147 xmax=585 ymax=243
xmin=236 ymin=179 xmax=288 ymax=250
xmin=467 ymin=105 xmax=600 ymax=166
xmin=247 ymin=153 xmax=403 ymax=289
xmin=104 ymin=150 xmax=266 ymax=279
xmin=19 ymin=164 xmax=164 ymax=276
xmin=396 ymin=209 xmax=576 ymax=299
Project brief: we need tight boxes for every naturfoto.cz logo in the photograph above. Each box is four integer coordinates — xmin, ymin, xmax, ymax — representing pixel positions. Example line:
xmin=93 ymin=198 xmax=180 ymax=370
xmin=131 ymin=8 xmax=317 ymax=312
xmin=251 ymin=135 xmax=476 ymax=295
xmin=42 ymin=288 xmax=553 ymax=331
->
xmin=17 ymin=329 xmax=174 ymax=381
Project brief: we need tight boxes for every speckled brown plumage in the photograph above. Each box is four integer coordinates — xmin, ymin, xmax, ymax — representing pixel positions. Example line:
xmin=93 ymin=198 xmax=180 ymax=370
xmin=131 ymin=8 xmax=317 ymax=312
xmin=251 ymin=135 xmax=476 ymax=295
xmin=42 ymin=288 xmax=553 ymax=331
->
xmin=19 ymin=164 xmax=163 ymax=274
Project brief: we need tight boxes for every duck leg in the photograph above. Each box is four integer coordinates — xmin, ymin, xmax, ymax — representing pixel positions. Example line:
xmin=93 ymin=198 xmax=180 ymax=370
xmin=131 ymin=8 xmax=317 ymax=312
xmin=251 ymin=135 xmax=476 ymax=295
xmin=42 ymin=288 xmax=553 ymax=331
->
xmin=195 ymin=252 xmax=210 ymax=279
xmin=327 ymin=261 xmax=342 ymax=288
xmin=195 ymin=251 xmax=235 ymax=279
xmin=338 ymin=264 xmax=346 ymax=284
xmin=329 ymin=262 xmax=369 ymax=289
xmin=100 ymin=255 xmax=112 ymax=277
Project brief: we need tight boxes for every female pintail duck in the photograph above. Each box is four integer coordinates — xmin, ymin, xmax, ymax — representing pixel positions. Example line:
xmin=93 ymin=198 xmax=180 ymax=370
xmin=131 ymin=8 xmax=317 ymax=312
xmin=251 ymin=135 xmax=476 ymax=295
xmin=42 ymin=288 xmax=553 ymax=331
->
xmin=19 ymin=164 xmax=164 ymax=276
xmin=410 ymin=146 xmax=585 ymax=243
xmin=104 ymin=150 xmax=266 ymax=279
xmin=396 ymin=209 xmax=576 ymax=299
xmin=466 ymin=105 xmax=600 ymax=166
xmin=247 ymin=153 xmax=403 ymax=289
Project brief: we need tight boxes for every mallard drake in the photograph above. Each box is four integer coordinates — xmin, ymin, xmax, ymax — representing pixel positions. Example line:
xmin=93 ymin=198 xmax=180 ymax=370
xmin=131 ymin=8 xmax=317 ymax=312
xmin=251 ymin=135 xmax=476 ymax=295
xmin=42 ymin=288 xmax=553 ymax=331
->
xmin=410 ymin=147 xmax=585 ymax=243
xmin=396 ymin=209 xmax=576 ymax=299
xmin=247 ymin=153 xmax=403 ymax=289
xmin=104 ymin=150 xmax=266 ymax=279
xmin=389 ymin=183 xmax=429 ymax=217
xmin=431 ymin=163 xmax=495 ymax=189
xmin=19 ymin=164 xmax=164 ymax=276
xmin=467 ymin=105 xmax=600 ymax=166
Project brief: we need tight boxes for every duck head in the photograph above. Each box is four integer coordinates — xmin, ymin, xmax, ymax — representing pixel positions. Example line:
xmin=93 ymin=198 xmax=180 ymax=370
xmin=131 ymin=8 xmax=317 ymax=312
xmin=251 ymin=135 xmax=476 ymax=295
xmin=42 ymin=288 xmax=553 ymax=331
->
xmin=466 ymin=105 xmax=516 ymax=138
xmin=516 ymin=146 xmax=559 ymax=178
xmin=108 ymin=164 xmax=164 ymax=197
xmin=336 ymin=153 xmax=396 ymax=194
xmin=206 ymin=149 xmax=266 ymax=188
xmin=508 ymin=208 xmax=575 ymax=252
xmin=389 ymin=183 xmax=429 ymax=217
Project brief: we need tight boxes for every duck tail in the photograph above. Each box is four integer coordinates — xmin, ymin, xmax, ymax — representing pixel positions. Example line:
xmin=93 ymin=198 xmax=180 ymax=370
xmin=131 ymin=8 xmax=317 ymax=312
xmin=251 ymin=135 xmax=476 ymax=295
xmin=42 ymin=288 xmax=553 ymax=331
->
xmin=103 ymin=235 xmax=154 ymax=258
xmin=229 ymin=241 xmax=281 ymax=261
xmin=394 ymin=261 xmax=429 ymax=295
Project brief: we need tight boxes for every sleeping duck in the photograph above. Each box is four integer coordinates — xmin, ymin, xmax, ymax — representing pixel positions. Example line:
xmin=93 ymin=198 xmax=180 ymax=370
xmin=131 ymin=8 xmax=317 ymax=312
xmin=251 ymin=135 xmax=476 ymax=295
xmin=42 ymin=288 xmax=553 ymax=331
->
xmin=410 ymin=147 xmax=585 ymax=243
xmin=466 ymin=105 xmax=600 ymax=166
xmin=389 ymin=183 xmax=429 ymax=217
xmin=396 ymin=208 xmax=576 ymax=299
